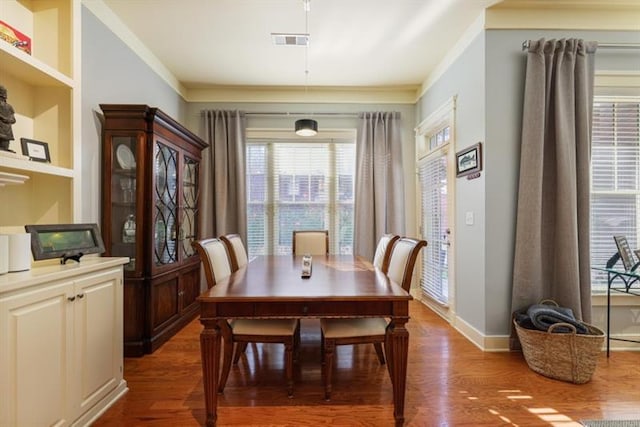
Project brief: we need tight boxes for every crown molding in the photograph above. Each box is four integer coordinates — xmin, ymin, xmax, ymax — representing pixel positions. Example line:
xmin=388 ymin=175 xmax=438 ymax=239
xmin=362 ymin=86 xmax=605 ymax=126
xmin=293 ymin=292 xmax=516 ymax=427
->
xmin=185 ymin=85 xmax=419 ymax=104
xmin=485 ymin=1 xmax=640 ymax=30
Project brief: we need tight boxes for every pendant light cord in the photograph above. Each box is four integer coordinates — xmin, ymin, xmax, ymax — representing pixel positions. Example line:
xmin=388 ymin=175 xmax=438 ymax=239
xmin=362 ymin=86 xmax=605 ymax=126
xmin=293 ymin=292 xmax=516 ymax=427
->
xmin=304 ymin=0 xmax=310 ymax=95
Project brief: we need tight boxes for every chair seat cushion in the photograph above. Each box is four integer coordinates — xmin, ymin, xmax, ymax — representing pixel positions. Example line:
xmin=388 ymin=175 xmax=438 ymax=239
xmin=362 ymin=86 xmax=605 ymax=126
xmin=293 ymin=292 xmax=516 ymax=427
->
xmin=320 ymin=317 xmax=388 ymax=338
xmin=230 ymin=318 xmax=298 ymax=336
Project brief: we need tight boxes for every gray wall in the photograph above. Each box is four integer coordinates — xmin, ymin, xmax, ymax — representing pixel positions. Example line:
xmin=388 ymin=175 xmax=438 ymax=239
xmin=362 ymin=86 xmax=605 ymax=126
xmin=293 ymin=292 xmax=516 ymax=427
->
xmin=416 ymin=34 xmax=488 ymax=332
xmin=81 ymin=5 xmax=187 ymax=223
xmin=417 ymin=28 xmax=640 ymax=338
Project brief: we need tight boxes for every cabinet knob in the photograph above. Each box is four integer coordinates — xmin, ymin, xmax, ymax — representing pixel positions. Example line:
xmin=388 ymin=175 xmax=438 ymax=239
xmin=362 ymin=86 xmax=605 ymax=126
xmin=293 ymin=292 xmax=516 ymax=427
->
xmin=77 ymin=293 xmax=85 ymax=299
xmin=302 ymin=306 xmax=308 ymax=314
xmin=67 ymin=296 xmax=76 ymax=302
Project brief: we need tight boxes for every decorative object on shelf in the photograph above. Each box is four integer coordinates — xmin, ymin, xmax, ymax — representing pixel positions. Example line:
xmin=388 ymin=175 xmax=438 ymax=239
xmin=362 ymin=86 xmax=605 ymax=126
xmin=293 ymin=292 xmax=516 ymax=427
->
xmin=0 ymin=85 xmax=16 ymax=152
xmin=0 ymin=20 xmax=31 ymax=55
xmin=5 ymin=233 xmax=31 ymax=272
xmin=122 ymin=214 xmax=136 ymax=244
xmin=456 ymin=142 xmax=482 ymax=178
xmin=25 ymin=223 xmax=106 ymax=264
xmin=120 ymin=177 xmax=134 ymax=203
xmin=116 ymin=143 xmax=136 ymax=170
xmin=0 ymin=235 xmax=8 ymax=274
xmin=20 ymin=138 xmax=51 ymax=162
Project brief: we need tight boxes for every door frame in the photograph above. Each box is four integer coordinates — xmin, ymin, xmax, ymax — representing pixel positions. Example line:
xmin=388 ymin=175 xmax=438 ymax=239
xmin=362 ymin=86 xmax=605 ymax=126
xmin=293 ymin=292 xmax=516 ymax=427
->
xmin=414 ymin=97 xmax=457 ymax=323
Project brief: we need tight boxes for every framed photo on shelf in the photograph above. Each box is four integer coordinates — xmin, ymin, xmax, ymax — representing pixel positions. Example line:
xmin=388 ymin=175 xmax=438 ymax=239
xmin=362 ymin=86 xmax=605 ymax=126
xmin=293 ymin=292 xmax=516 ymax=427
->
xmin=456 ymin=142 xmax=482 ymax=178
xmin=20 ymin=138 xmax=51 ymax=163
xmin=25 ymin=223 xmax=105 ymax=263
xmin=613 ymin=235 xmax=635 ymax=271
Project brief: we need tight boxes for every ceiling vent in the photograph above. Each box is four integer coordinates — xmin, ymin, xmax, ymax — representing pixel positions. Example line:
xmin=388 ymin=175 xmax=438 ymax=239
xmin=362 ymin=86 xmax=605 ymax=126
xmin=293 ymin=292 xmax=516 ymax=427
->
xmin=271 ymin=33 xmax=309 ymax=46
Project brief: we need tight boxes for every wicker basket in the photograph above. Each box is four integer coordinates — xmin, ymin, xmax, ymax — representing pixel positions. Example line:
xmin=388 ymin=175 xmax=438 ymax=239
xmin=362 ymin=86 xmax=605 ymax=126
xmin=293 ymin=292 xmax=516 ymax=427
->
xmin=514 ymin=318 xmax=605 ymax=384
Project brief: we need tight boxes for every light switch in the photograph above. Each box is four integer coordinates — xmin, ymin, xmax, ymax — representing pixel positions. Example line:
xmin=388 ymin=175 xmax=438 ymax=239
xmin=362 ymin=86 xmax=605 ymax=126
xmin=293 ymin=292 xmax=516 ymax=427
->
xmin=465 ymin=211 xmax=474 ymax=225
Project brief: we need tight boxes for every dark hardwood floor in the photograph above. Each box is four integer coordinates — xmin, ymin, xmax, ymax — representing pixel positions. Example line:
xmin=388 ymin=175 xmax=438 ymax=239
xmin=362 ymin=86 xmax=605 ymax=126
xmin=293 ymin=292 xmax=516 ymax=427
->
xmin=94 ymin=301 xmax=640 ymax=426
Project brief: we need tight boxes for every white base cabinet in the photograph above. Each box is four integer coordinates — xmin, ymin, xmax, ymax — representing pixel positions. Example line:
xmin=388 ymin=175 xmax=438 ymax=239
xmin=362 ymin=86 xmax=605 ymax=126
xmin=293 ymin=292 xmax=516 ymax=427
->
xmin=0 ymin=258 xmax=129 ymax=426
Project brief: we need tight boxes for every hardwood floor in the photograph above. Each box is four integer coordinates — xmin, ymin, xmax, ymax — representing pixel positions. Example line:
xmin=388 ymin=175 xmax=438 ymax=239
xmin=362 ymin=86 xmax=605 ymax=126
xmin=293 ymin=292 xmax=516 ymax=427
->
xmin=95 ymin=301 xmax=640 ymax=426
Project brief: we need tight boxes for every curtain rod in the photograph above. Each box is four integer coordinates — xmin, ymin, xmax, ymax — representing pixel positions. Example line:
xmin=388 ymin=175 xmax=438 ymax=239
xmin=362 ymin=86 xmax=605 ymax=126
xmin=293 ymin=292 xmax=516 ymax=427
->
xmin=245 ymin=112 xmax=359 ymax=118
xmin=521 ymin=40 xmax=640 ymax=51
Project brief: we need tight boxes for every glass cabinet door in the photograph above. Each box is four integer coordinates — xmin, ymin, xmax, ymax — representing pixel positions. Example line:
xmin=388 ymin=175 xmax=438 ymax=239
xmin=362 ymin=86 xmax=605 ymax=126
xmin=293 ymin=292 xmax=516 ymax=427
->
xmin=181 ymin=157 xmax=199 ymax=259
xmin=110 ymin=135 xmax=138 ymax=271
xmin=154 ymin=142 xmax=178 ymax=266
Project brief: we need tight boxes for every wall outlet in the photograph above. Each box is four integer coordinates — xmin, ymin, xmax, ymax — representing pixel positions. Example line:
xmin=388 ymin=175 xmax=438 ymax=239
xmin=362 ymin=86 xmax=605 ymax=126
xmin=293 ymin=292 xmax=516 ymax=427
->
xmin=465 ymin=211 xmax=474 ymax=225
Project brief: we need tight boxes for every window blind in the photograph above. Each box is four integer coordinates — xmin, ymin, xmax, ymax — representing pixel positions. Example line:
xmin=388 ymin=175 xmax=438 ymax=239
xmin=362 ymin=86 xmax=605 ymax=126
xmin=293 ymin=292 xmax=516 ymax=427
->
xmin=419 ymin=152 xmax=449 ymax=304
xmin=591 ymin=100 xmax=640 ymax=289
xmin=246 ymin=141 xmax=355 ymax=256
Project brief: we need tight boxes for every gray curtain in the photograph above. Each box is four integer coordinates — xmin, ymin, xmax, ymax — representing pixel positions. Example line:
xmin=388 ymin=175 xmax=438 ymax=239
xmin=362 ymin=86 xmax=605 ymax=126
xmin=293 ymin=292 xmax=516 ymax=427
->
xmin=511 ymin=39 xmax=597 ymax=334
xmin=200 ymin=110 xmax=247 ymax=242
xmin=354 ymin=112 xmax=405 ymax=260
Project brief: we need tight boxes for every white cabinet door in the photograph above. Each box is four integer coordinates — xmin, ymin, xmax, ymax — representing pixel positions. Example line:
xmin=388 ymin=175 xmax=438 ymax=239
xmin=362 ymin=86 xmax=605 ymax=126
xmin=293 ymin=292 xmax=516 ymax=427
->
xmin=72 ymin=268 xmax=123 ymax=419
xmin=0 ymin=280 xmax=75 ymax=427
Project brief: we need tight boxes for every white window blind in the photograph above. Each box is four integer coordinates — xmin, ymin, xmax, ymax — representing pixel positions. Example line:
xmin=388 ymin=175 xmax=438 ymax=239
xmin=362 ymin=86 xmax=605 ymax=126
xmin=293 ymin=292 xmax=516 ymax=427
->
xmin=246 ymin=141 xmax=355 ymax=256
xmin=591 ymin=100 xmax=640 ymax=290
xmin=419 ymin=151 xmax=449 ymax=304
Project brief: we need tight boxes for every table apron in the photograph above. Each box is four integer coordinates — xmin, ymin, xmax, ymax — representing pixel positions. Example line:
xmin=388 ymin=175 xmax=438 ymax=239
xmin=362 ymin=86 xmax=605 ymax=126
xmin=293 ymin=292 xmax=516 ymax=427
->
xmin=201 ymin=300 xmax=408 ymax=319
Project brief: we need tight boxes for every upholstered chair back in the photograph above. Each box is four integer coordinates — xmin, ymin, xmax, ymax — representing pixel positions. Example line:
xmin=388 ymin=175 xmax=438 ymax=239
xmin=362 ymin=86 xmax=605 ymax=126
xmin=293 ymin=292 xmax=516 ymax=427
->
xmin=220 ymin=234 xmax=248 ymax=272
xmin=192 ymin=238 xmax=232 ymax=288
xmin=292 ymin=230 xmax=329 ymax=255
xmin=372 ymin=234 xmax=400 ymax=273
xmin=386 ymin=237 xmax=428 ymax=292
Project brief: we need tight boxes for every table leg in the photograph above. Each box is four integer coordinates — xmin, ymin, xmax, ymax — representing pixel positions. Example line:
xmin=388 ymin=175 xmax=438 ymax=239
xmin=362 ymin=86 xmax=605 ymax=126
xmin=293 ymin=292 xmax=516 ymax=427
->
xmin=387 ymin=317 xmax=409 ymax=427
xmin=200 ymin=321 xmax=222 ymax=427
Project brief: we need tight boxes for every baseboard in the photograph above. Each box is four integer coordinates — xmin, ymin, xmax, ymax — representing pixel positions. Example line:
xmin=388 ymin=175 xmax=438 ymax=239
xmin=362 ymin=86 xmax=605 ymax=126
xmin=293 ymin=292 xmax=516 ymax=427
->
xmin=72 ymin=380 xmax=128 ymax=427
xmin=415 ymin=298 xmax=640 ymax=353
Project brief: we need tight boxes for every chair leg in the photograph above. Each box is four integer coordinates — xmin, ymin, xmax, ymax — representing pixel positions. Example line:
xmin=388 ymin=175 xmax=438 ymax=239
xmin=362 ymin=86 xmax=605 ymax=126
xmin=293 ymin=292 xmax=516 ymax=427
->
xmin=285 ymin=341 xmax=294 ymax=398
xmin=233 ymin=342 xmax=248 ymax=364
xmin=294 ymin=322 xmax=301 ymax=363
xmin=218 ymin=340 xmax=234 ymax=394
xmin=384 ymin=323 xmax=394 ymax=385
xmin=373 ymin=342 xmax=386 ymax=365
xmin=323 ymin=338 xmax=335 ymax=401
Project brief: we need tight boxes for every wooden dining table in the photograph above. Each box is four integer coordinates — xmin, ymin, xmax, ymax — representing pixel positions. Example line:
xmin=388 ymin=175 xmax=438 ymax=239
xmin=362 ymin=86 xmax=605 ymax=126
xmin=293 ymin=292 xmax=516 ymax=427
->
xmin=197 ymin=255 xmax=413 ymax=427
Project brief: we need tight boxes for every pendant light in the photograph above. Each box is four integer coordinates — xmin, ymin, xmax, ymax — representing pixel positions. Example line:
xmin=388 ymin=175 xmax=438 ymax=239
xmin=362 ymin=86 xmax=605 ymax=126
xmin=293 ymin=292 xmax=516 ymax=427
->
xmin=295 ymin=0 xmax=317 ymax=136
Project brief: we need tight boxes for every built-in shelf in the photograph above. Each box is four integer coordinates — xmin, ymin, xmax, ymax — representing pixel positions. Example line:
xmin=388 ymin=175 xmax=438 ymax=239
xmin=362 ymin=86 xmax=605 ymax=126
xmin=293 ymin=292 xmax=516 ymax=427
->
xmin=0 ymin=156 xmax=74 ymax=178
xmin=0 ymin=44 xmax=74 ymax=88
xmin=0 ymin=171 xmax=29 ymax=186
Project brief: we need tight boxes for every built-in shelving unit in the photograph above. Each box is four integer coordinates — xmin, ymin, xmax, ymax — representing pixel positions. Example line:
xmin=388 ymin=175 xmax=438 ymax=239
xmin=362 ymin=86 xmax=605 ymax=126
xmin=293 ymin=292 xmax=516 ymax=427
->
xmin=0 ymin=0 xmax=80 ymax=227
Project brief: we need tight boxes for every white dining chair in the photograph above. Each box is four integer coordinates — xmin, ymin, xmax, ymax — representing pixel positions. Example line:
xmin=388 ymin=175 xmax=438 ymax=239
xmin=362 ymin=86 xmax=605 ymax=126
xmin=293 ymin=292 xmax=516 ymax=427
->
xmin=320 ymin=237 xmax=427 ymax=400
xmin=292 ymin=230 xmax=329 ymax=255
xmin=372 ymin=233 xmax=400 ymax=273
xmin=193 ymin=237 xmax=300 ymax=397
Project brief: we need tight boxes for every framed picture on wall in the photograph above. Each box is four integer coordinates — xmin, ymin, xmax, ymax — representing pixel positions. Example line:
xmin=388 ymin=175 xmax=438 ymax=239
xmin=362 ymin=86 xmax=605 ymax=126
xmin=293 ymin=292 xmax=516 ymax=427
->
xmin=456 ymin=142 xmax=482 ymax=178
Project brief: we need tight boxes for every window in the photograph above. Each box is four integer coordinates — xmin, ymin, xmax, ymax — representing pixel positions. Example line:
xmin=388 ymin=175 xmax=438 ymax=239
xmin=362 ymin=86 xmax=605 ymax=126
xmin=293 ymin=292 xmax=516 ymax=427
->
xmin=590 ymin=99 xmax=640 ymax=290
xmin=246 ymin=140 xmax=355 ymax=256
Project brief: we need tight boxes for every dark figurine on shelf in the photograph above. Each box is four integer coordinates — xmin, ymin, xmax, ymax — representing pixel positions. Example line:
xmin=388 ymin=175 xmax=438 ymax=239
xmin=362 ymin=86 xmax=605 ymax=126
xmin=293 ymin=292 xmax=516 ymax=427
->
xmin=0 ymin=85 xmax=17 ymax=152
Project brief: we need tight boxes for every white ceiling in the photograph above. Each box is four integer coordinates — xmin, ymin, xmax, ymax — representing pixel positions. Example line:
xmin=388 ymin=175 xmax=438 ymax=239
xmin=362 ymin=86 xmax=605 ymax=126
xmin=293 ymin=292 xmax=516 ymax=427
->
xmin=101 ymin=0 xmax=501 ymax=90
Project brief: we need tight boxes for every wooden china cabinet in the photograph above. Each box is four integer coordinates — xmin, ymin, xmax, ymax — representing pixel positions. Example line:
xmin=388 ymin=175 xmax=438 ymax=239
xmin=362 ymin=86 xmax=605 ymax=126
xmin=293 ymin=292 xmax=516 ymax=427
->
xmin=100 ymin=104 xmax=207 ymax=356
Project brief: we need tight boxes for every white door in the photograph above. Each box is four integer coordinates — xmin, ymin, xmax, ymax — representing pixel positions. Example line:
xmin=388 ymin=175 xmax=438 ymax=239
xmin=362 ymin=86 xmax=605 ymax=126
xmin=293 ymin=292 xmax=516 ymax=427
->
xmin=418 ymin=149 xmax=453 ymax=307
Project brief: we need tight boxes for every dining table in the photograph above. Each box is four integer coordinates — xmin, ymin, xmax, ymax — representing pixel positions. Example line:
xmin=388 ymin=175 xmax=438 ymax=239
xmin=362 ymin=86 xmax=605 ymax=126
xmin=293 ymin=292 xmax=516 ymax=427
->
xmin=197 ymin=255 xmax=413 ymax=427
